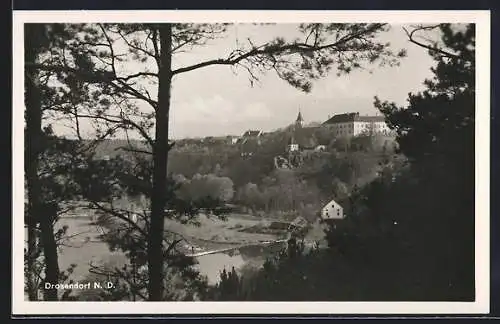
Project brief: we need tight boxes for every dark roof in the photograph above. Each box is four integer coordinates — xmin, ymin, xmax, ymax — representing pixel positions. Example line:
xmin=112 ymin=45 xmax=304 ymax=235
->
xmin=296 ymin=111 xmax=304 ymax=122
xmin=357 ymin=116 xmax=386 ymax=122
xmin=323 ymin=112 xmax=386 ymax=124
xmin=242 ymin=130 xmax=262 ymax=137
xmin=322 ymin=197 xmax=346 ymax=209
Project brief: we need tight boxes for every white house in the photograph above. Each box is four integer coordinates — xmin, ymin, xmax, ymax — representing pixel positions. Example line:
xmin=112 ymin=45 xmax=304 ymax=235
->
xmin=287 ymin=142 xmax=299 ymax=152
xmin=322 ymin=112 xmax=392 ymax=138
xmin=320 ymin=199 xmax=344 ymax=220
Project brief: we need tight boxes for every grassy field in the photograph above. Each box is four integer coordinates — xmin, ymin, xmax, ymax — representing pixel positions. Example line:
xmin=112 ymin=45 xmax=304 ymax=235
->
xmin=164 ymin=213 xmax=278 ymax=245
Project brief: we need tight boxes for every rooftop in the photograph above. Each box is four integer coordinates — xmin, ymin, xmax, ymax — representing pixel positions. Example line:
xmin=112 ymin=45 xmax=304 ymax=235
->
xmin=323 ymin=112 xmax=386 ymax=124
xmin=242 ymin=130 xmax=262 ymax=137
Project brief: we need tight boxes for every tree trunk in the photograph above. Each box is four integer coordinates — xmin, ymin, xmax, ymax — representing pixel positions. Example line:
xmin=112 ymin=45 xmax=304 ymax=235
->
xmin=40 ymin=208 xmax=60 ymax=301
xmin=25 ymin=24 xmax=60 ymax=301
xmin=25 ymin=24 xmax=40 ymax=301
xmin=148 ymin=24 xmax=172 ymax=301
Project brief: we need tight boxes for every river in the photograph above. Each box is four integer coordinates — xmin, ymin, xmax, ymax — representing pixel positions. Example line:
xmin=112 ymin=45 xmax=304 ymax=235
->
xmin=55 ymin=214 xmax=289 ymax=286
xmin=194 ymin=241 xmax=287 ymax=285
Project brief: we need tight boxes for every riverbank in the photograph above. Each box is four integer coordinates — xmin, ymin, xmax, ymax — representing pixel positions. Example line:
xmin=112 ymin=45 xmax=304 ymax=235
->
xmin=56 ymin=210 xmax=292 ymax=282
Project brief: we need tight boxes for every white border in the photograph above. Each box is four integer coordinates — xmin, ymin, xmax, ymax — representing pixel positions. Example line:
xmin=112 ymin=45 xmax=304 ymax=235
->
xmin=12 ymin=10 xmax=491 ymax=315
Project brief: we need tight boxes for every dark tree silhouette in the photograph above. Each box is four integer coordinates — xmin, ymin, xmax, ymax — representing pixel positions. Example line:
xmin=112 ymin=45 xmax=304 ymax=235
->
xmin=211 ymin=23 xmax=476 ymax=302
xmin=24 ymin=24 xmax=107 ymax=300
xmin=24 ymin=23 xmax=47 ymax=300
xmin=374 ymin=23 xmax=475 ymax=299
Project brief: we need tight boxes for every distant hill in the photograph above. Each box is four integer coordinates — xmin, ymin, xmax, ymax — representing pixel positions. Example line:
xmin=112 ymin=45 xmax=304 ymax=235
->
xmin=87 ymin=128 xmax=397 ymax=190
xmin=89 ymin=139 xmax=150 ymax=160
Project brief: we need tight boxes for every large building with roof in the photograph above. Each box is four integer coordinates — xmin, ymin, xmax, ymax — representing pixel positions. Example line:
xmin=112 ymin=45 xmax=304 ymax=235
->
xmin=322 ymin=112 xmax=393 ymax=137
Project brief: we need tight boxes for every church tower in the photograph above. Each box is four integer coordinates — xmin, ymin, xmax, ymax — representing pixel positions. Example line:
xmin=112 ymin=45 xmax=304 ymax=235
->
xmin=287 ymin=109 xmax=302 ymax=153
xmin=295 ymin=109 xmax=304 ymax=129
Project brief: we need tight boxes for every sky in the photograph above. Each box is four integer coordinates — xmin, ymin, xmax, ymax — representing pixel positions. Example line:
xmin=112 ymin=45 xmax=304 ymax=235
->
xmin=52 ymin=23 xmax=438 ymax=140
xmin=168 ymin=24 xmax=436 ymax=139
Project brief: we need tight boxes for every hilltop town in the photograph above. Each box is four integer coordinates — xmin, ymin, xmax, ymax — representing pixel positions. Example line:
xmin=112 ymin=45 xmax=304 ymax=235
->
xmin=92 ymin=110 xmax=400 ymax=226
xmin=96 ymin=110 xmax=397 ymax=167
xmin=173 ymin=111 xmax=396 ymax=161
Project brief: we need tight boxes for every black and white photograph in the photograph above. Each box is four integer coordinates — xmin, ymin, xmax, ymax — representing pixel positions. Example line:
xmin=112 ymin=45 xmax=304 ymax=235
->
xmin=12 ymin=10 xmax=490 ymax=315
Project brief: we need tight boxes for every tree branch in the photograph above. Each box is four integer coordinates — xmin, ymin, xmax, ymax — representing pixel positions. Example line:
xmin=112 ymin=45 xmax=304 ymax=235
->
xmin=89 ymin=201 xmax=148 ymax=238
xmin=118 ymin=146 xmax=153 ymax=155
xmin=25 ymin=63 xmax=159 ymax=108
xmin=74 ymin=113 xmax=154 ymax=148
xmin=172 ymin=23 xmax=386 ymax=76
xmin=402 ymin=26 xmax=468 ymax=62
xmin=165 ymin=239 xmax=184 ymax=255
xmin=98 ymin=24 xmax=118 ymax=77
xmin=116 ymin=72 xmax=158 ymax=82
xmin=117 ymin=29 xmax=157 ymax=60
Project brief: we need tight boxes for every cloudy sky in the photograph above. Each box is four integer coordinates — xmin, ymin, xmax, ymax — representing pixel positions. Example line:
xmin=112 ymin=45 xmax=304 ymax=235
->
xmin=168 ymin=24 xmax=435 ymax=139
xmin=53 ymin=23 xmax=438 ymax=139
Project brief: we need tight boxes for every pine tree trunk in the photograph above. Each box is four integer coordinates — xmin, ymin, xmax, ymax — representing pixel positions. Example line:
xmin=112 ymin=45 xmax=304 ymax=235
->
xmin=39 ymin=208 xmax=60 ymax=301
xmin=25 ymin=24 xmax=60 ymax=301
xmin=148 ymin=24 xmax=172 ymax=301
xmin=25 ymin=24 xmax=40 ymax=302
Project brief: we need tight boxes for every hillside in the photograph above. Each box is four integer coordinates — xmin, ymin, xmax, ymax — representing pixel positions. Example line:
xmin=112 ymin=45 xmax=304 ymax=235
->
xmin=85 ymin=129 xmax=400 ymax=223
xmin=89 ymin=128 xmax=398 ymax=173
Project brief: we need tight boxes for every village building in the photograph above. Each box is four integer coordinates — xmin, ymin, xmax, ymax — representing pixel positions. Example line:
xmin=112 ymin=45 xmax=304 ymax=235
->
xmin=287 ymin=137 xmax=300 ymax=152
xmin=322 ymin=112 xmax=393 ymax=137
xmin=314 ymin=145 xmax=326 ymax=151
xmin=242 ymin=130 xmax=263 ymax=138
xmin=228 ymin=136 xmax=240 ymax=145
xmin=236 ymin=129 xmax=263 ymax=156
xmin=320 ymin=198 xmax=344 ymax=220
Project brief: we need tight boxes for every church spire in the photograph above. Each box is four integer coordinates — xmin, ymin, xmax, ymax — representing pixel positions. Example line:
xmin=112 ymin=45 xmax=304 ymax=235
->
xmin=295 ymin=109 xmax=304 ymax=128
